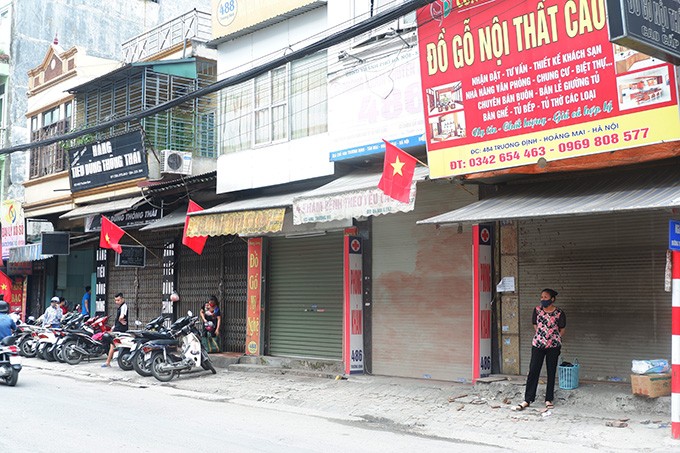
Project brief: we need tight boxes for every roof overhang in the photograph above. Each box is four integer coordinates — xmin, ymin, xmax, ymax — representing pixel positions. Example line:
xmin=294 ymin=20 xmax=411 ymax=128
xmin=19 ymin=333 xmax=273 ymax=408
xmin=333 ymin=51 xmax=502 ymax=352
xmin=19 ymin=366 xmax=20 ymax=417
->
xmin=418 ymin=165 xmax=680 ymax=225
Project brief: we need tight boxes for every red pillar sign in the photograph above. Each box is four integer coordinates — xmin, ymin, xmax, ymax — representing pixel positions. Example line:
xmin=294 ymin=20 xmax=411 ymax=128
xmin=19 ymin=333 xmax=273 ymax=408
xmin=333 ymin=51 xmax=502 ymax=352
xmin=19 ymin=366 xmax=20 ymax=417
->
xmin=473 ymin=224 xmax=493 ymax=381
xmin=343 ymin=234 xmax=364 ymax=374
xmin=246 ymin=238 xmax=263 ymax=356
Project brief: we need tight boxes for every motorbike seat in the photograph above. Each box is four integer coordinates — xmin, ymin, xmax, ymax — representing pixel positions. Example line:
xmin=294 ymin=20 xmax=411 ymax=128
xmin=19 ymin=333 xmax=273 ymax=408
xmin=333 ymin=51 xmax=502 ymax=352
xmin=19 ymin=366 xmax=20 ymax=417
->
xmin=0 ymin=336 xmax=16 ymax=346
xmin=143 ymin=332 xmax=172 ymax=340
xmin=146 ymin=339 xmax=178 ymax=346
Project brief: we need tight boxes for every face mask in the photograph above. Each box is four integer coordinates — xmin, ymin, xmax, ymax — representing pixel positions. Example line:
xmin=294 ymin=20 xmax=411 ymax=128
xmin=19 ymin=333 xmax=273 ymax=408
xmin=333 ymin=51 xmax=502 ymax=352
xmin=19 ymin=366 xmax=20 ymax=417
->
xmin=540 ymin=300 xmax=552 ymax=308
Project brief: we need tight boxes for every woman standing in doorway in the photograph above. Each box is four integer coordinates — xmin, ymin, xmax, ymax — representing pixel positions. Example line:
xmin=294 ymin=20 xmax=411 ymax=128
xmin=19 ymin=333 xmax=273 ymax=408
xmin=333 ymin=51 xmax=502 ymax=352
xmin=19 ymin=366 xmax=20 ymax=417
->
xmin=513 ymin=288 xmax=566 ymax=411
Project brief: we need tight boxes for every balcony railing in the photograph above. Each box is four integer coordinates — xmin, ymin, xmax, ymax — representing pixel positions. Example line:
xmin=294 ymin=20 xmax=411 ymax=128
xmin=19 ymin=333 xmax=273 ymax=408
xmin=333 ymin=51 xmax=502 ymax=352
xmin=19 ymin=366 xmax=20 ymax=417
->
xmin=29 ymin=119 xmax=70 ymax=179
xmin=121 ymin=10 xmax=212 ymax=63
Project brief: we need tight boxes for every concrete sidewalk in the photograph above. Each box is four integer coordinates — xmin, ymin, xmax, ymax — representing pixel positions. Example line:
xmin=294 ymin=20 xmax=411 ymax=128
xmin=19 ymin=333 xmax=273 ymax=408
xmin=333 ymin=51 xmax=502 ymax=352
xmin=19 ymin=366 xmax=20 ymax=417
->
xmin=21 ymin=355 xmax=676 ymax=452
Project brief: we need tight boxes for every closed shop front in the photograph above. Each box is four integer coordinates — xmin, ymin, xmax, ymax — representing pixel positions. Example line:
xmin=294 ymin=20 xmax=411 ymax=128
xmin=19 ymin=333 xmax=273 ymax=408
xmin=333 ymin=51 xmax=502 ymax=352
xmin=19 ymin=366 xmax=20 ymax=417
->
xmin=268 ymin=233 xmax=344 ymax=359
xmin=107 ymin=231 xmax=165 ymax=324
xmin=372 ymin=182 xmax=479 ymax=381
xmin=518 ymin=210 xmax=670 ymax=380
xmin=178 ymin=236 xmax=247 ymax=353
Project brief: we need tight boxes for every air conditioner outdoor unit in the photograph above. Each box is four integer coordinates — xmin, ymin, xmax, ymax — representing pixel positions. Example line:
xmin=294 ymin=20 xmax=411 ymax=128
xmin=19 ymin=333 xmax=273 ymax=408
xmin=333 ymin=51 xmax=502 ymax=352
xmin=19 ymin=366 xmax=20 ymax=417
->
xmin=161 ymin=150 xmax=192 ymax=175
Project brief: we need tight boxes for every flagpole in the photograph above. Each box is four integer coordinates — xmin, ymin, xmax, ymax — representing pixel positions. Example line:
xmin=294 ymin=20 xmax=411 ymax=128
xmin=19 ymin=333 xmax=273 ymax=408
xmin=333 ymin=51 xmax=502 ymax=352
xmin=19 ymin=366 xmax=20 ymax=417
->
xmin=413 ymin=157 xmax=428 ymax=168
xmin=123 ymin=231 xmax=160 ymax=259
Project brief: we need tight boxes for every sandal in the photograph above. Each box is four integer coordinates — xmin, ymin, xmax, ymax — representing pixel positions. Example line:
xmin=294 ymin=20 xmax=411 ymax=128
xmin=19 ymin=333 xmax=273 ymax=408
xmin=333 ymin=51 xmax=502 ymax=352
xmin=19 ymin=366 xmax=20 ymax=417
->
xmin=512 ymin=401 xmax=530 ymax=411
xmin=545 ymin=401 xmax=554 ymax=409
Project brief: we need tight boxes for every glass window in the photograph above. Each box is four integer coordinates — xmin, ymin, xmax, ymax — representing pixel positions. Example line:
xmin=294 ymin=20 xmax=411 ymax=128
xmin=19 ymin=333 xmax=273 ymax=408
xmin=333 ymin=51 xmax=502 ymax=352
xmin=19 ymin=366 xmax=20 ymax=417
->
xmin=218 ymin=53 xmax=327 ymax=153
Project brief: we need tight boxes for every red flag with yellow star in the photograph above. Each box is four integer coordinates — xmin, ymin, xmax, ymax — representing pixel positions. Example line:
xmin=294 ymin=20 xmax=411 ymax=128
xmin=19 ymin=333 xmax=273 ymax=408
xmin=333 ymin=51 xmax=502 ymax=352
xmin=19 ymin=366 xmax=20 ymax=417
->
xmin=377 ymin=140 xmax=418 ymax=203
xmin=100 ymin=216 xmax=125 ymax=254
xmin=0 ymin=271 xmax=12 ymax=300
xmin=182 ymin=200 xmax=208 ymax=255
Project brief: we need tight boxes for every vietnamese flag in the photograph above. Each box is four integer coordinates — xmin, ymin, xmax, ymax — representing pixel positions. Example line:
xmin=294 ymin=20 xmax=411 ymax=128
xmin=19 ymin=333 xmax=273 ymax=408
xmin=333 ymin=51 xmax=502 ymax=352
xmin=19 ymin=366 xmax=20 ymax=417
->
xmin=0 ymin=271 xmax=12 ymax=300
xmin=182 ymin=200 xmax=208 ymax=255
xmin=100 ymin=216 xmax=125 ymax=254
xmin=377 ymin=140 xmax=418 ymax=203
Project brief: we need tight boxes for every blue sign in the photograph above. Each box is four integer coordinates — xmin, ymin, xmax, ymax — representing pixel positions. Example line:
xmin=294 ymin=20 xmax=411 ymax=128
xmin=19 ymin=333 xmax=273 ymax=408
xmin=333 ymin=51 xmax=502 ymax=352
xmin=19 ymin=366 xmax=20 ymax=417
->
xmin=670 ymin=220 xmax=680 ymax=251
xmin=329 ymin=134 xmax=426 ymax=162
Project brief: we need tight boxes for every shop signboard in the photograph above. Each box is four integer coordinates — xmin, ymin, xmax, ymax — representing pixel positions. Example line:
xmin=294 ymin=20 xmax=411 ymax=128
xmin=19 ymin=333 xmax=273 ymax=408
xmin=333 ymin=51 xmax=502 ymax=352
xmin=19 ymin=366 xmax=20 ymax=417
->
xmin=2 ymin=200 xmax=25 ymax=261
xmin=343 ymin=234 xmax=364 ymax=374
xmin=213 ymin=0 xmax=322 ymax=38
xmin=328 ymin=46 xmax=426 ymax=162
xmin=607 ymin=0 xmax=680 ymax=65
xmin=69 ymin=130 xmax=148 ymax=192
xmin=416 ymin=0 xmax=680 ymax=178
xmin=84 ymin=204 xmax=162 ymax=232
xmin=670 ymin=219 xmax=680 ymax=251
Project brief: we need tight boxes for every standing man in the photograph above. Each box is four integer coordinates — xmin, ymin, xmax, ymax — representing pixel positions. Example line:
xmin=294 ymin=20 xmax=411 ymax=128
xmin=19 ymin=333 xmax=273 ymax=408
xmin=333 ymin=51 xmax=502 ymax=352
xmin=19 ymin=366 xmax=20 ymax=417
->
xmin=0 ymin=301 xmax=16 ymax=340
xmin=103 ymin=293 xmax=128 ymax=367
xmin=43 ymin=297 xmax=63 ymax=328
xmin=81 ymin=286 xmax=91 ymax=317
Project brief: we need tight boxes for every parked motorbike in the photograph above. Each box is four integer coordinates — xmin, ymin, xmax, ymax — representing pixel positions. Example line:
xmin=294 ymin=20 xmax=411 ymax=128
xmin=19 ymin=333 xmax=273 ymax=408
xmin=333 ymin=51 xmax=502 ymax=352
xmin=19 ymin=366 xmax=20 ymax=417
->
xmin=144 ymin=312 xmax=216 ymax=382
xmin=35 ymin=313 xmax=86 ymax=361
xmin=0 ymin=335 xmax=22 ymax=386
xmin=61 ymin=317 xmax=112 ymax=365
xmin=127 ymin=315 xmax=172 ymax=377
xmin=15 ymin=321 xmax=41 ymax=358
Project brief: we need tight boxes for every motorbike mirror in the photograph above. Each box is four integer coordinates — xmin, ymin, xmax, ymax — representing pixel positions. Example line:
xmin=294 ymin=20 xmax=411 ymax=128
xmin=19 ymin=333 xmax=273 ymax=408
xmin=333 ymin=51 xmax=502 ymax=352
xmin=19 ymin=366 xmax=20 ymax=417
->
xmin=135 ymin=320 xmax=142 ymax=326
xmin=187 ymin=310 xmax=193 ymax=317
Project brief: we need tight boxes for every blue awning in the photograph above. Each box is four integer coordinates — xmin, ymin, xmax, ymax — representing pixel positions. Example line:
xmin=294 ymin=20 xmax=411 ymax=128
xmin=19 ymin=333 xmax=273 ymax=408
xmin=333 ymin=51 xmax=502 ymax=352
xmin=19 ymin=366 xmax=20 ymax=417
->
xmin=9 ymin=243 xmax=52 ymax=263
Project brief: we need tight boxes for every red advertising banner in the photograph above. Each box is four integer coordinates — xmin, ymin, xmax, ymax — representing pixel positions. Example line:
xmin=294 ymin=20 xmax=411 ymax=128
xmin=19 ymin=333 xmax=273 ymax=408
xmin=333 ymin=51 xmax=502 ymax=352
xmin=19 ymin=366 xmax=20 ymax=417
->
xmin=246 ymin=238 xmax=263 ymax=356
xmin=417 ymin=0 xmax=680 ymax=178
xmin=9 ymin=277 xmax=25 ymax=322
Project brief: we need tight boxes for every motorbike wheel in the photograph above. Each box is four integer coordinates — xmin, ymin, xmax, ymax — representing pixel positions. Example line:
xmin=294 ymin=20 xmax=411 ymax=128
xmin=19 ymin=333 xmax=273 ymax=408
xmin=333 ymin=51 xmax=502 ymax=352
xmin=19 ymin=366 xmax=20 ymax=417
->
xmin=19 ymin=337 xmax=37 ymax=358
xmin=36 ymin=343 xmax=48 ymax=360
xmin=150 ymin=351 xmax=176 ymax=382
xmin=3 ymin=369 xmax=19 ymax=387
xmin=54 ymin=344 xmax=65 ymax=363
xmin=132 ymin=351 xmax=152 ymax=377
xmin=44 ymin=345 xmax=57 ymax=362
xmin=117 ymin=348 xmax=133 ymax=371
xmin=63 ymin=344 xmax=84 ymax=366
xmin=201 ymin=351 xmax=217 ymax=375
xmin=56 ymin=341 xmax=74 ymax=363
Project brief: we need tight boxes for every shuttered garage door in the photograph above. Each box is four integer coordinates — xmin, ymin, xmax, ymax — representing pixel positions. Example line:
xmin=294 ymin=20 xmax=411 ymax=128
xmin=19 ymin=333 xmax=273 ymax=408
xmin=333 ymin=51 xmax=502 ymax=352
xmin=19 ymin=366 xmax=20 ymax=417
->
xmin=268 ymin=233 xmax=344 ymax=359
xmin=518 ymin=211 xmax=671 ymax=381
xmin=372 ymin=182 xmax=478 ymax=381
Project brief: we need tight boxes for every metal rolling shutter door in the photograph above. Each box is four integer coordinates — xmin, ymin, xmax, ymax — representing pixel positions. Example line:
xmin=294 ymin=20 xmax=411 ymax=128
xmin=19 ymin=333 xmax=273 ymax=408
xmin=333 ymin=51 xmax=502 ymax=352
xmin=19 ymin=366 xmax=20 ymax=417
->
xmin=269 ymin=233 xmax=344 ymax=359
xmin=518 ymin=211 xmax=671 ymax=381
xmin=372 ymin=182 xmax=479 ymax=381
xmin=107 ymin=232 xmax=165 ymax=324
xmin=178 ymin=237 xmax=247 ymax=353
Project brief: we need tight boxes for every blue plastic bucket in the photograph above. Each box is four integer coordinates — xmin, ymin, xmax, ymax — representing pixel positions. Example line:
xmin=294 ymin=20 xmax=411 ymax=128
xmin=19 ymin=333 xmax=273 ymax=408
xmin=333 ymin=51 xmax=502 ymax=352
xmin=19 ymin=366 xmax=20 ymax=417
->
xmin=558 ymin=361 xmax=580 ymax=390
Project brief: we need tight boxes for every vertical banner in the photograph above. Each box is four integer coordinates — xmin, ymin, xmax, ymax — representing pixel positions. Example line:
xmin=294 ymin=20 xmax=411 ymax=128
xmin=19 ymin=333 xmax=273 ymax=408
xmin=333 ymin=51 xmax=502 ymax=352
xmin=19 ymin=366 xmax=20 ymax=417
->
xmin=161 ymin=240 xmax=176 ymax=323
xmin=344 ymin=234 xmax=364 ymax=375
xmin=473 ymin=224 xmax=493 ymax=380
xmin=246 ymin=238 xmax=263 ymax=355
xmin=95 ymin=248 xmax=107 ymax=315
xmin=2 ymin=200 xmax=25 ymax=260
xmin=9 ymin=277 xmax=25 ymax=322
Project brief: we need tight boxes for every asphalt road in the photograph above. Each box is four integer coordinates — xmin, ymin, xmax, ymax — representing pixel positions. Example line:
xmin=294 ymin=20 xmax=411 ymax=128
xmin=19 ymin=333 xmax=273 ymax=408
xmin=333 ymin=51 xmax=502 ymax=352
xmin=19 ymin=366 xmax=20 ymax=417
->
xmin=0 ymin=367 xmax=504 ymax=453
